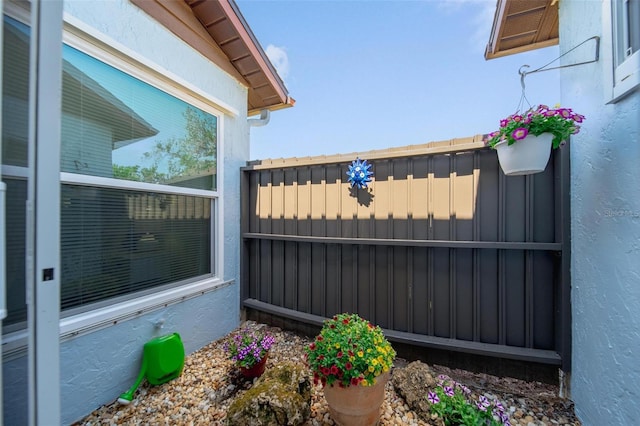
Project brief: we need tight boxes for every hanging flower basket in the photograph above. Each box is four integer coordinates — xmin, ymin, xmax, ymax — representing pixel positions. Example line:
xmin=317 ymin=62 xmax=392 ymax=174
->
xmin=486 ymin=105 xmax=585 ymax=176
xmin=494 ymin=132 xmax=552 ymax=175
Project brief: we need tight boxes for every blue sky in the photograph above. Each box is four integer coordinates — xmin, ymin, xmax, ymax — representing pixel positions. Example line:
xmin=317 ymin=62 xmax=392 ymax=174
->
xmin=236 ymin=0 xmax=561 ymax=161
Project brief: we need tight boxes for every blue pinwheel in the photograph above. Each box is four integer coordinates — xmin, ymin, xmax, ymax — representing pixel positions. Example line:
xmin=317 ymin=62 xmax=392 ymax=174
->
xmin=346 ymin=158 xmax=373 ymax=189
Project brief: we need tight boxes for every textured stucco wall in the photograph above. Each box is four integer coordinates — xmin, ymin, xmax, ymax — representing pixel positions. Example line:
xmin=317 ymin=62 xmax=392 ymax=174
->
xmin=2 ymin=0 xmax=248 ymax=424
xmin=60 ymin=284 xmax=239 ymax=424
xmin=559 ymin=1 xmax=640 ymax=425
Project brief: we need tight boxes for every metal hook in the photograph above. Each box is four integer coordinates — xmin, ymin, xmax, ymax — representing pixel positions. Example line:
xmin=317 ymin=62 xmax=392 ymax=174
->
xmin=519 ymin=65 xmax=530 ymax=91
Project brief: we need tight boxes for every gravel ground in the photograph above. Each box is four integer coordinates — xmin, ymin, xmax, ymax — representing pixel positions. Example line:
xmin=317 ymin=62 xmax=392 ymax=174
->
xmin=76 ymin=321 xmax=581 ymax=426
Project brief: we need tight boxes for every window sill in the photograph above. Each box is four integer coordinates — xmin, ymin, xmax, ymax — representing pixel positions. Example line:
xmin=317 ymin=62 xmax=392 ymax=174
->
xmin=2 ymin=278 xmax=234 ymax=359
xmin=610 ymin=72 xmax=640 ymax=103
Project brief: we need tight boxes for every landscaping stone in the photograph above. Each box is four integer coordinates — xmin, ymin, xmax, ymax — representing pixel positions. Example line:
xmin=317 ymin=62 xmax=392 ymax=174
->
xmin=391 ymin=361 xmax=438 ymax=421
xmin=226 ymin=362 xmax=311 ymax=426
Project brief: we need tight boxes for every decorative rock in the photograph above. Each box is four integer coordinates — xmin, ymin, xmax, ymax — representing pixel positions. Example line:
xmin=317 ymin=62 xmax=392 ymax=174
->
xmin=226 ymin=362 xmax=311 ymax=426
xmin=391 ymin=361 xmax=437 ymax=421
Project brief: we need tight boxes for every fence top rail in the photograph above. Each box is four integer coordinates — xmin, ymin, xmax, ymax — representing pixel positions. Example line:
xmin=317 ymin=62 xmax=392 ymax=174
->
xmin=243 ymin=135 xmax=487 ymax=171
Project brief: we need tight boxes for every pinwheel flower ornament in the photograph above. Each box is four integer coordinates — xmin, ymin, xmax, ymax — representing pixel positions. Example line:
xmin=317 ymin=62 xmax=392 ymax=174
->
xmin=346 ymin=158 xmax=373 ymax=189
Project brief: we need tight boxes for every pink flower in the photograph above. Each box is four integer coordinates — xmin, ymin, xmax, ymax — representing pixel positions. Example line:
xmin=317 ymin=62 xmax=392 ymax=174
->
xmin=558 ymin=108 xmax=572 ymax=118
xmin=511 ymin=127 xmax=529 ymax=140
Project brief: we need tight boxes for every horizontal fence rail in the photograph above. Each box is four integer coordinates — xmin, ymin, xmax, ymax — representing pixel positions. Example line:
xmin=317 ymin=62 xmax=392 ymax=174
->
xmin=243 ymin=233 xmax=563 ymax=251
xmin=241 ymin=136 xmax=571 ymax=372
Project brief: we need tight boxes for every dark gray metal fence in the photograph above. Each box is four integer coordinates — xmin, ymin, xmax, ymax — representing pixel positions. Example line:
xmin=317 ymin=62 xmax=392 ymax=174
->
xmin=241 ymin=136 xmax=571 ymax=373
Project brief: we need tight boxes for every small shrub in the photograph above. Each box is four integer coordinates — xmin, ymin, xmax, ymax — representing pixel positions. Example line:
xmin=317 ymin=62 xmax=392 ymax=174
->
xmin=428 ymin=374 xmax=511 ymax=426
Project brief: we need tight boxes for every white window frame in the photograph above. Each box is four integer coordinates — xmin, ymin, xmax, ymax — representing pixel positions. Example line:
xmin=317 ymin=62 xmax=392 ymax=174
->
xmin=59 ymin=19 xmax=229 ymax=333
xmin=3 ymin=6 xmax=233 ymax=348
xmin=605 ymin=0 xmax=640 ymax=102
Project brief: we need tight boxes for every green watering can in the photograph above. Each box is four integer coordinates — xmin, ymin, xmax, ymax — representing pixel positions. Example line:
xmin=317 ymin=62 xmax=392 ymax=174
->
xmin=118 ymin=332 xmax=185 ymax=404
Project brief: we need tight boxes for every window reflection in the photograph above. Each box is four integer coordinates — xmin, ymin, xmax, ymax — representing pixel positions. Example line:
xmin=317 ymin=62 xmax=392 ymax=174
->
xmin=61 ymin=45 xmax=217 ymax=190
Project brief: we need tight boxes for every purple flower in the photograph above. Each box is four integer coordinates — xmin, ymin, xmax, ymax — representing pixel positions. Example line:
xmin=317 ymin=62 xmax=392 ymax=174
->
xmin=476 ymin=401 xmax=487 ymax=411
xmin=558 ymin=108 xmax=572 ymax=118
xmin=499 ymin=119 xmax=509 ymax=127
xmin=479 ymin=395 xmax=491 ymax=408
xmin=444 ymin=386 xmax=454 ymax=397
xmin=511 ymin=127 xmax=528 ymax=140
xmin=427 ymin=391 xmax=440 ymax=404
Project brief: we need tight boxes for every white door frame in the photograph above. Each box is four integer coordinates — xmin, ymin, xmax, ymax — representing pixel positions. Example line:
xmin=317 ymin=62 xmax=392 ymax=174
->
xmin=25 ymin=0 xmax=63 ymax=424
xmin=0 ymin=1 xmax=6 ymax=423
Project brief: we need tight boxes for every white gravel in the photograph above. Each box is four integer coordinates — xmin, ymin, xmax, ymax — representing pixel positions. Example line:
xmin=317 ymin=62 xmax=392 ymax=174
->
xmin=75 ymin=321 xmax=580 ymax=426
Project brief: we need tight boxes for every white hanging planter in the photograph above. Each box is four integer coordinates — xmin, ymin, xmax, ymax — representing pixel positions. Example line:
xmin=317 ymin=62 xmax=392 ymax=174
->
xmin=494 ymin=132 xmax=553 ymax=176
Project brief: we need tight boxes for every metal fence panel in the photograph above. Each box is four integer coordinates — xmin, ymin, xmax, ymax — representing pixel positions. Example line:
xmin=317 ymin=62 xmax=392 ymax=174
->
xmin=241 ymin=136 xmax=570 ymax=370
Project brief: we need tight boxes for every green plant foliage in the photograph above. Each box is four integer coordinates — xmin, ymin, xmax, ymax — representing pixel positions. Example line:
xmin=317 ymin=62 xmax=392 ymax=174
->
xmin=486 ymin=105 xmax=585 ymax=150
xmin=305 ymin=313 xmax=396 ymax=388
xmin=428 ymin=374 xmax=510 ymax=426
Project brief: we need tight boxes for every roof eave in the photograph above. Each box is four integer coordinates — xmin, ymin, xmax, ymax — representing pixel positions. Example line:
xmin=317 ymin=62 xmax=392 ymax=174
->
xmin=131 ymin=0 xmax=293 ymax=114
xmin=187 ymin=0 xmax=293 ymax=113
xmin=485 ymin=0 xmax=559 ymax=60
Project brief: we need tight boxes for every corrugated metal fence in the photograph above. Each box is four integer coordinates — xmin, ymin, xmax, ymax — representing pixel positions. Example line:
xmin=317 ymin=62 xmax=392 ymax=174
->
xmin=241 ymin=136 xmax=571 ymax=372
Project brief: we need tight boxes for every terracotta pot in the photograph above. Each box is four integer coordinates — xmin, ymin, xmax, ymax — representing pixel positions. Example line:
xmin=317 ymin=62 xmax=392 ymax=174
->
xmin=239 ymin=352 xmax=268 ymax=378
xmin=322 ymin=372 xmax=389 ymax=426
xmin=494 ymin=132 xmax=553 ymax=176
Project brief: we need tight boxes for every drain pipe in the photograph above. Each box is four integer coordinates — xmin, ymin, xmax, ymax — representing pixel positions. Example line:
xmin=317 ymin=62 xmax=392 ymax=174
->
xmin=248 ymin=109 xmax=270 ymax=127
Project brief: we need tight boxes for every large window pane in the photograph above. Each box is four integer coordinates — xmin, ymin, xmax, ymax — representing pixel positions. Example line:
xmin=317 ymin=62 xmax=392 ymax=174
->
xmin=2 ymin=16 xmax=30 ymax=330
xmin=61 ymin=45 xmax=217 ymax=191
xmin=3 ymin=14 xmax=219 ymax=324
xmin=3 ymin=178 xmax=27 ymax=328
xmin=61 ymin=185 xmax=212 ymax=311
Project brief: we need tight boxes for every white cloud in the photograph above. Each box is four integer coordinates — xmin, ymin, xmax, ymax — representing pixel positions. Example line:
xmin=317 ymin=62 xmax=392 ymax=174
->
xmin=471 ymin=1 xmax=498 ymax=54
xmin=438 ymin=0 xmax=496 ymax=54
xmin=265 ymin=44 xmax=290 ymax=83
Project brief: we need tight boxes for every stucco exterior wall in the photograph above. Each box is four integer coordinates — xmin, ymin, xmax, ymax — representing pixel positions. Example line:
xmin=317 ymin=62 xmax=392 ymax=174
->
xmin=2 ymin=0 xmax=249 ymax=424
xmin=559 ymin=1 xmax=640 ymax=425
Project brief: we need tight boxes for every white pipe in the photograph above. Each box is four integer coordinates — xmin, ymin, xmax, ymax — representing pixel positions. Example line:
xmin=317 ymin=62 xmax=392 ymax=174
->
xmin=248 ymin=109 xmax=270 ymax=127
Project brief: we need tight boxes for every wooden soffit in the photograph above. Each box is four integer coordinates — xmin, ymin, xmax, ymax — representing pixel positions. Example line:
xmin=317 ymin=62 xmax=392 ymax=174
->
xmin=485 ymin=0 xmax=559 ymax=60
xmin=131 ymin=0 xmax=294 ymax=115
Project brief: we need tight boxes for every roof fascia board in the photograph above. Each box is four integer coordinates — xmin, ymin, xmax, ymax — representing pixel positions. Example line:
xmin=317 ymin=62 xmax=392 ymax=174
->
xmin=486 ymin=0 xmax=508 ymax=59
xmin=485 ymin=38 xmax=559 ymax=60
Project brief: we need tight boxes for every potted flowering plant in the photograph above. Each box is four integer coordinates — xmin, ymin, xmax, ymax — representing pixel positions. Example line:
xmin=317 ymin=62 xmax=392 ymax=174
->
xmin=224 ymin=326 xmax=275 ymax=378
xmin=485 ymin=105 xmax=585 ymax=175
xmin=305 ymin=313 xmax=396 ymax=426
